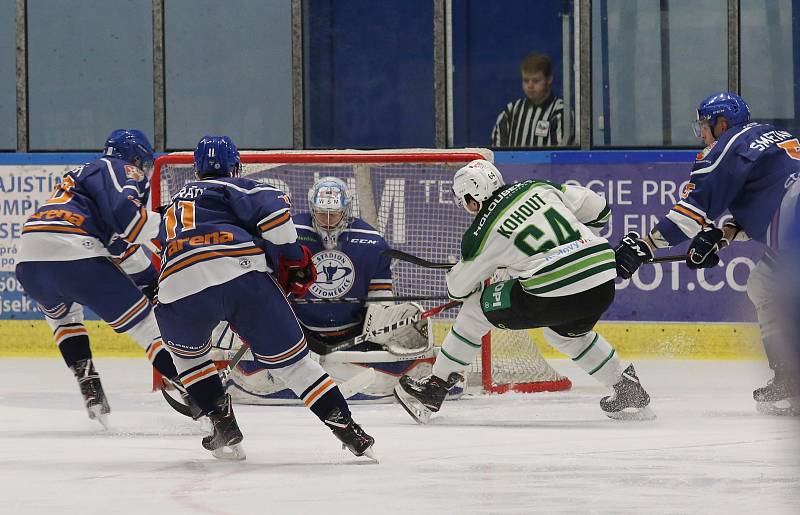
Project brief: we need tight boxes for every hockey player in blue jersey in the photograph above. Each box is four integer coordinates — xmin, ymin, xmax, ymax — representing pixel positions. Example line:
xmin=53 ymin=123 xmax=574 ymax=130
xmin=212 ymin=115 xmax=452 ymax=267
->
xmin=153 ymin=136 xmax=376 ymax=460
xmin=227 ymin=177 xmax=432 ymax=404
xmin=14 ymin=129 xmax=182 ymax=427
xmin=615 ymin=92 xmax=800 ymax=415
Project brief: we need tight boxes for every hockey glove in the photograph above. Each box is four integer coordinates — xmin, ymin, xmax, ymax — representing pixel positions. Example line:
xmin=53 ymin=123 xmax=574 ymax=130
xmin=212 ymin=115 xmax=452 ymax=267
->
xmin=278 ymin=245 xmax=318 ymax=297
xmin=614 ymin=232 xmax=654 ymax=279
xmin=687 ymin=227 xmax=725 ymax=269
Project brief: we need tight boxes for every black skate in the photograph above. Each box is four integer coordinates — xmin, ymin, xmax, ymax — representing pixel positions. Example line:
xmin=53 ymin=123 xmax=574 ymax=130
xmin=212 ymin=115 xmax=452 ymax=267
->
xmin=600 ymin=364 xmax=656 ymax=421
xmin=70 ymin=358 xmax=110 ymax=428
xmin=202 ymin=394 xmax=246 ymax=460
xmin=324 ymin=407 xmax=377 ymax=461
xmin=754 ymin=369 xmax=799 ymax=417
xmin=394 ymin=372 xmax=463 ymax=424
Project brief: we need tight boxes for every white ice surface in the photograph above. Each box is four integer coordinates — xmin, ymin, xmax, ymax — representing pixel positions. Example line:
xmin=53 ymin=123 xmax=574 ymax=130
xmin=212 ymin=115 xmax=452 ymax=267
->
xmin=0 ymin=358 xmax=798 ymax=515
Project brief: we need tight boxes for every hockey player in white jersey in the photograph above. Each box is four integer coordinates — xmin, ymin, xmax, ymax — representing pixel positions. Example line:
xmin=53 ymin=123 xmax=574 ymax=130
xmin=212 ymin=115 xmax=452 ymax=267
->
xmin=394 ymin=159 xmax=654 ymax=423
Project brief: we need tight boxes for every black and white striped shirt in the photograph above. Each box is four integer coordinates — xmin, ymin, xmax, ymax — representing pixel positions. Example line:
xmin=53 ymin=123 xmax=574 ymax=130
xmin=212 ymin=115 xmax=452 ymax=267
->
xmin=491 ymin=94 xmax=570 ymax=147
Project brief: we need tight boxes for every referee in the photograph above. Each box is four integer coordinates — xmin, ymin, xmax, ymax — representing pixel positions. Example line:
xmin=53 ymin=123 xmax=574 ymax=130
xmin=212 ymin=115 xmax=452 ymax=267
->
xmin=491 ymin=53 xmax=572 ymax=148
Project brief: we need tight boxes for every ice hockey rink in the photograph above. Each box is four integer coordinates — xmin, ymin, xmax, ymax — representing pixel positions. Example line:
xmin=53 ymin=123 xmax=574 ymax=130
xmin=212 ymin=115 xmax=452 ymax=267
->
xmin=0 ymin=358 xmax=797 ymax=515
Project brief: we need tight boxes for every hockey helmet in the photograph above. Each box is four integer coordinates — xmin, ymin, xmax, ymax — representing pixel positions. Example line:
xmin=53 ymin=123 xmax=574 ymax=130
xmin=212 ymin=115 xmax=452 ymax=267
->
xmin=308 ymin=177 xmax=353 ymax=250
xmin=692 ymin=92 xmax=751 ymax=137
xmin=103 ymin=129 xmax=155 ymax=177
xmin=452 ymin=159 xmax=504 ymax=214
xmin=194 ymin=135 xmax=241 ymax=178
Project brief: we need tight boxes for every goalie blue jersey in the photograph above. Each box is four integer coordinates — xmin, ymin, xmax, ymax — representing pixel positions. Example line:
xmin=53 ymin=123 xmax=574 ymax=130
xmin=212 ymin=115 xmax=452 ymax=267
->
xmin=654 ymin=122 xmax=800 ymax=248
xmin=289 ymin=213 xmax=393 ymax=334
xmin=17 ymin=157 xmax=159 ymax=264
xmin=156 ymin=177 xmax=301 ymax=304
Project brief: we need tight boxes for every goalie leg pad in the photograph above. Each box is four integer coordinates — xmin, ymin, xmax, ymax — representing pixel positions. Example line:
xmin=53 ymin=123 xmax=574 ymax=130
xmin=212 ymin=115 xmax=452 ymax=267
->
xmin=362 ymin=302 xmax=432 ymax=355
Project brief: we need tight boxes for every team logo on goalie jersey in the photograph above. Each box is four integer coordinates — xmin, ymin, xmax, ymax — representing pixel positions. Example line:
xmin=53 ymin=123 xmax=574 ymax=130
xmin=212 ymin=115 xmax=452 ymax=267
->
xmin=309 ymin=250 xmax=355 ymax=298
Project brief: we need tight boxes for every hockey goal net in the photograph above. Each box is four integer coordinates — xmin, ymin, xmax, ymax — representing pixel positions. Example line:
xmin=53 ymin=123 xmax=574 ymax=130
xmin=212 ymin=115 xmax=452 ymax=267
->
xmin=152 ymin=149 xmax=570 ymax=394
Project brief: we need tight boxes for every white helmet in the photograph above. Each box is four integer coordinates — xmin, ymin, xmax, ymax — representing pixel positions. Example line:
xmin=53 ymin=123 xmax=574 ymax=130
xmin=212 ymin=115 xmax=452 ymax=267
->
xmin=308 ymin=177 xmax=353 ymax=249
xmin=452 ymin=159 xmax=504 ymax=214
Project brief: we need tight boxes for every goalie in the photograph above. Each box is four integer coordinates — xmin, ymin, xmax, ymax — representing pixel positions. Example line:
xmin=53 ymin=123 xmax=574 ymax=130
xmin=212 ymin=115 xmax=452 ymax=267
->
xmin=226 ymin=177 xmax=439 ymax=404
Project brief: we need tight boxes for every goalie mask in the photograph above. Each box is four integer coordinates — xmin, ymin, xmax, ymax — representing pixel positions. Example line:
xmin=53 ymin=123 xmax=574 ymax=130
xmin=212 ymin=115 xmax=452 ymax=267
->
xmin=452 ymin=159 xmax=505 ymax=214
xmin=308 ymin=177 xmax=353 ymax=249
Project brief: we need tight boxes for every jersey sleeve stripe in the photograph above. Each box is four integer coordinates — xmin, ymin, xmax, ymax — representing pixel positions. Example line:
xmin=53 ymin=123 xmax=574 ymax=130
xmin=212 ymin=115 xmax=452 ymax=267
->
xmin=258 ymin=211 xmax=290 ymax=232
xmin=117 ymin=244 xmax=140 ymax=261
xmin=672 ymin=205 xmax=708 ymax=226
xmin=122 ymin=206 xmax=149 ymax=243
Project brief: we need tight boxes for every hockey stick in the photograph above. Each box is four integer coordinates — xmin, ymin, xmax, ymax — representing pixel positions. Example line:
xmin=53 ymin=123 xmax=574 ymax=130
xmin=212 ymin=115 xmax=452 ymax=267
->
xmin=382 ymin=249 xmax=454 ymax=269
xmin=649 ymin=254 xmax=685 ymax=264
xmin=291 ymin=295 xmax=449 ymax=305
xmin=311 ymin=300 xmax=461 ymax=356
xmin=385 ymin=248 xmax=687 ymax=268
xmin=161 ymin=343 xmax=251 ymax=418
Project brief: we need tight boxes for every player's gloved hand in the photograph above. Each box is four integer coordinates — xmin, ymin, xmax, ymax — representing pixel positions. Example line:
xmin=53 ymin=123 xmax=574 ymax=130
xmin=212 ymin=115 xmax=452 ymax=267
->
xmin=686 ymin=226 xmax=724 ymax=269
xmin=278 ymin=245 xmax=318 ymax=296
xmin=614 ymin=232 xmax=654 ymax=279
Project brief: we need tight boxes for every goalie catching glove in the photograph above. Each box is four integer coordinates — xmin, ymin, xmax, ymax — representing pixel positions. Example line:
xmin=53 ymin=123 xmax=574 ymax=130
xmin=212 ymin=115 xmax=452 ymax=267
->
xmin=362 ymin=302 xmax=431 ymax=356
xmin=278 ymin=245 xmax=318 ymax=296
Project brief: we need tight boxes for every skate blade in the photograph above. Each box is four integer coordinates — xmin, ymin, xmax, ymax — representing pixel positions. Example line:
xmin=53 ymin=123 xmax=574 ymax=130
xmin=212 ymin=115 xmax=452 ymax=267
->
xmin=362 ymin=446 xmax=379 ymax=463
xmin=393 ymin=385 xmax=433 ymax=424
xmin=211 ymin=443 xmax=246 ymax=461
xmin=604 ymin=406 xmax=656 ymax=421
xmin=87 ymin=405 xmax=110 ymax=429
xmin=756 ymin=399 xmax=799 ymax=417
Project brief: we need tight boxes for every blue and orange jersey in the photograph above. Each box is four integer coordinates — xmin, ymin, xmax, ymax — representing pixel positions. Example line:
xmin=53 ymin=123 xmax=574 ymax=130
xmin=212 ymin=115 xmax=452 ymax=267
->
xmin=17 ymin=157 xmax=158 ymax=263
xmin=156 ymin=176 xmax=301 ymax=303
xmin=283 ymin=213 xmax=393 ymax=334
xmin=653 ymin=122 xmax=800 ymax=247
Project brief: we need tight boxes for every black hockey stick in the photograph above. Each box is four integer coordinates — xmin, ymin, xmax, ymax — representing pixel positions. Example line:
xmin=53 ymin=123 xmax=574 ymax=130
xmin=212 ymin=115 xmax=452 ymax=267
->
xmin=382 ymin=249 xmax=454 ymax=269
xmin=291 ymin=295 xmax=449 ymax=304
xmin=161 ymin=343 xmax=251 ymax=418
xmin=310 ymin=300 xmax=461 ymax=356
xmin=649 ymin=254 xmax=685 ymax=264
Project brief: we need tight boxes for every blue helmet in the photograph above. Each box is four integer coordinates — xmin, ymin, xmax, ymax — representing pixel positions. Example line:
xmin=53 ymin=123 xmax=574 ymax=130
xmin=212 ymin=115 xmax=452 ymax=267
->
xmin=103 ymin=129 xmax=155 ymax=173
xmin=696 ymin=92 xmax=751 ymax=129
xmin=194 ymin=135 xmax=241 ymax=178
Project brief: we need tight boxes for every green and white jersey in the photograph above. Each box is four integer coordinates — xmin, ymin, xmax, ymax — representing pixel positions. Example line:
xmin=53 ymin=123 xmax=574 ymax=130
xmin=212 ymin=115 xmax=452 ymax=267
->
xmin=446 ymin=180 xmax=615 ymax=299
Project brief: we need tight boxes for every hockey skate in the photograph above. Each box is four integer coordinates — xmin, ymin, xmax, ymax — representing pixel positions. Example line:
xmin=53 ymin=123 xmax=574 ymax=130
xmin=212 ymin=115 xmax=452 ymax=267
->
xmin=394 ymin=372 xmax=463 ymax=424
xmin=202 ymin=394 xmax=246 ymax=460
xmin=754 ymin=368 xmax=799 ymax=417
xmin=600 ymin=364 xmax=656 ymax=421
xmin=324 ymin=407 xmax=377 ymax=461
xmin=70 ymin=358 xmax=111 ymax=428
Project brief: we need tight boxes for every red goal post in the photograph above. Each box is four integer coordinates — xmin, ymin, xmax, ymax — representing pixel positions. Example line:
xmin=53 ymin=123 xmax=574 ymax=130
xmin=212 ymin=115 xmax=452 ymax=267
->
xmin=152 ymin=148 xmax=571 ymax=394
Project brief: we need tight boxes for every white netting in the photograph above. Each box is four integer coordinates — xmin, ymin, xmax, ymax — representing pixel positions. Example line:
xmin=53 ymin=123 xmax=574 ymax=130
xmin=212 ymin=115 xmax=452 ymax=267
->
xmin=154 ymin=149 xmax=569 ymax=393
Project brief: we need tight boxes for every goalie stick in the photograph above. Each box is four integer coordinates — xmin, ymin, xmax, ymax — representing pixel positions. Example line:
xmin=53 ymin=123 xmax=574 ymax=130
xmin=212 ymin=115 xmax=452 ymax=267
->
xmin=382 ymin=248 xmax=686 ymax=268
xmin=311 ymin=300 xmax=461 ymax=355
xmin=161 ymin=343 xmax=251 ymax=419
